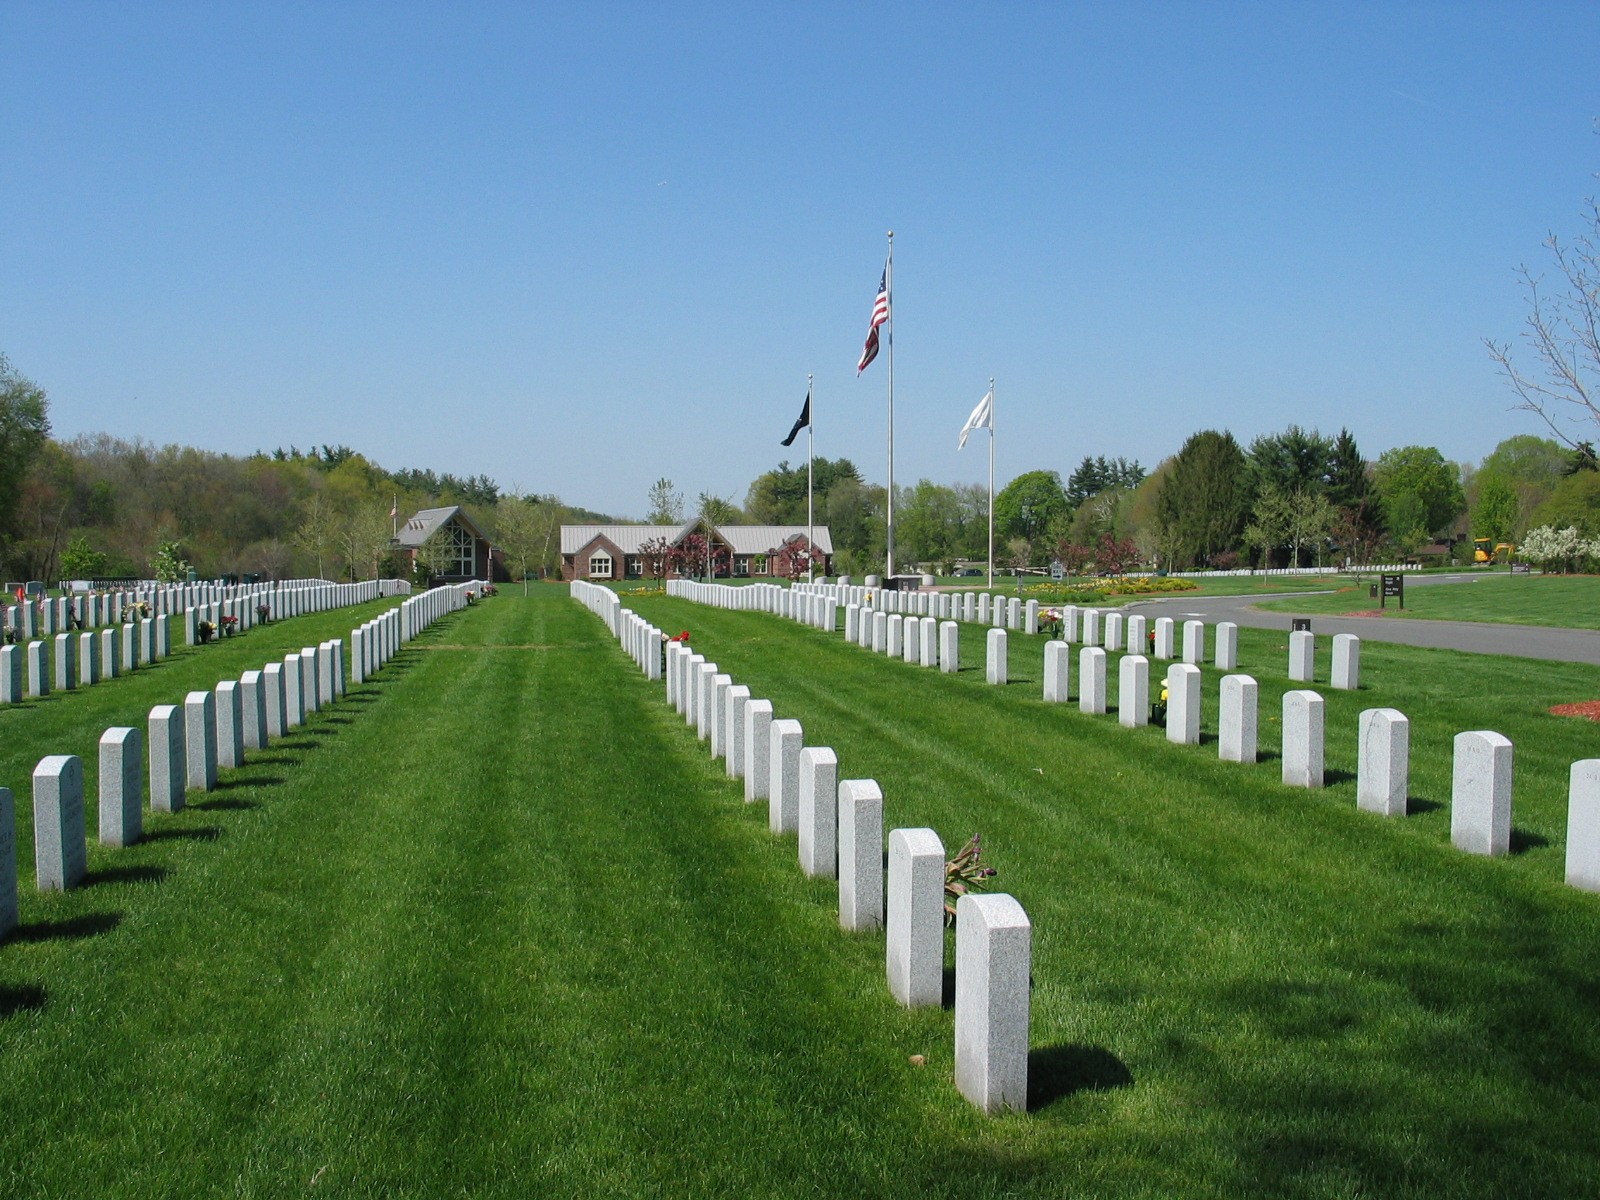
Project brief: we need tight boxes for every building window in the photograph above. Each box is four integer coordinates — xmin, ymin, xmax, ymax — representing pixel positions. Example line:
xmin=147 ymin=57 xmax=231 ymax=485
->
xmin=627 ymin=557 xmax=642 ymax=577
xmin=589 ymin=552 xmax=613 ymax=578
xmin=445 ymin=522 xmax=475 ymax=576
xmin=734 ymin=557 xmax=750 ymax=577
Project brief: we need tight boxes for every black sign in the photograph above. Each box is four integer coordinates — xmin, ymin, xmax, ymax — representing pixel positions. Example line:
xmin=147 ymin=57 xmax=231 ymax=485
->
xmin=1380 ymin=573 xmax=1404 ymax=609
xmin=1291 ymin=617 xmax=1311 ymax=633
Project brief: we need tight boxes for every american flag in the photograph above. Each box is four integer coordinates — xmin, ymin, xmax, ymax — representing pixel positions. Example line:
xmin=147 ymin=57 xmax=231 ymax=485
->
xmin=857 ymin=265 xmax=888 ymax=373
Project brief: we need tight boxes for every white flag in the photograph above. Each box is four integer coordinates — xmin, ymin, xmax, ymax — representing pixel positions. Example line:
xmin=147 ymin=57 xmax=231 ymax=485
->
xmin=957 ymin=390 xmax=993 ymax=449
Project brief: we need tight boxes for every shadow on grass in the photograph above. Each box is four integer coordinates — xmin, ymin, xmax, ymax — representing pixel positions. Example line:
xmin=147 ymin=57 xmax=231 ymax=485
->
xmin=1512 ymin=828 xmax=1551 ymax=853
xmin=0 ymin=984 xmax=46 ymax=1017
xmin=1027 ymin=1044 xmax=1134 ymax=1109
xmin=12 ymin=912 xmax=122 ymax=943
xmin=1408 ymin=796 xmax=1444 ymax=815
xmin=85 ymin=865 xmax=169 ymax=888
xmin=192 ymin=797 xmax=258 ymax=812
xmin=1326 ymin=767 xmax=1357 ymax=786
xmin=214 ymin=776 xmax=283 ymax=791
xmin=318 ymin=716 xmax=354 ymax=726
xmin=142 ymin=826 xmax=221 ymax=843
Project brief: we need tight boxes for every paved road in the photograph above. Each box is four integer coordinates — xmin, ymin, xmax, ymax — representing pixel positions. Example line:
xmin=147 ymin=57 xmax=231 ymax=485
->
xmin=1121 ymin=574 xmax=1600 ymax=666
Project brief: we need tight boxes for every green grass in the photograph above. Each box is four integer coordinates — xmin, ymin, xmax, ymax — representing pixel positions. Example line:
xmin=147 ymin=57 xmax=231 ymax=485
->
xmin=1257 ymin=572 xmax=1600 ymax=629
xmin=4 ymin=589 xmax=1600 ymax=1196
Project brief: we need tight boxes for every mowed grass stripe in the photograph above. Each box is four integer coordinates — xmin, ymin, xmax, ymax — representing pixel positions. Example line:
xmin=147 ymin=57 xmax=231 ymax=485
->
xmin=0 ymin=592 xmax=1024 ymax=1199
xmin=626 ymin=593 xmax=1600 ymax=1196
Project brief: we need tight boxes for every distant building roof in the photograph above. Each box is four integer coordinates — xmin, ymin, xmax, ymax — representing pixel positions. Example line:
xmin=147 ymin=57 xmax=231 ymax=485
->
xmin=560 ymin=522 xmax=833 ymax=556
xmin=397 ymin=506 xmax=487 ymax=548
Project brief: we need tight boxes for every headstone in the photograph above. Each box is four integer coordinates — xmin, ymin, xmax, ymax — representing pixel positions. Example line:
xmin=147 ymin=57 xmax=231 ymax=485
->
xmin=769 ymin=718 xmax=803 ymax=833
xmin=724 ymin=685 xmax=750 ymax=779
xmin=1166 ymin=663 xmax=1201 ymax=745
xmin=1043 ymin=641 xmax=1070 ymax=702
xmin=1024 ymin=599 xmax=1039 ymax=636
xmin=262 ymin=662 xmax=287 ymax=739
xmin=985 ymin=628 xmax=1007 ymax=685
xmin=1126 ymin=613 xmax=1146 ymax=656
xmin=887 ymin=613 xmax=903 ymax=658
xmin=696 ymin=663 xmax=718 ymax=741
xmin=798 ymin=747 xmax=838 ymax=878
xmin=1332 ymin=634 xmax=1361 ymax=690
xmin=872 ymin=611 xmax=888 ymax=654
xmin=1006 ymin=597 xmax=1021 ymax=630
xmin=1289 ymin=630 xmax=1315 ymax=682
xmin=148 ymin=705 xmax=186 ymax=812
xmin=0 ymin=644 xmax=20 ymax=703
xmin=709 ymin=674 xmax=732 ymax=760
xmin=1118 ymin=655 xmax=1149 ymax=728
xmin=845 ymin=604 xmax=860 ymax=643
xmin=299 ymin=647 xmax=320 ymax=715
xmin=1215 ymin=622 xmax=1238 ymax=671
xmin=283 ymin=653 xmax=306 ymax=729
xmin=1282 ymin=690 xmax=1325 ymax=788
xmin=1357 ymin=708 xmax=1408 ymax=817
xmin=184 ymin=691 xmax=218 ymax=792
xmin=919 ymin=616 xmax=937 ymax=668
xmin=939 ymin=621 xmax=959 ymax=673
xmin=1451 ymin=731 xmax=1513 ymax=857
xmin=318 ymin=641 xmax=337 ymax=705
xmin=838 ymin=780 xmax=884 ymax=932
xmin=1104 ymin=611 xmax=1123 ymax=653
xmin=33 ymin=755 xmax=86 ymax=891
xmin=1082 ymin=608 xmax=1101 ymax=646
xmin=26 ymin=640 xmax=47 ymax=698
xmin=99 ymin=727 xmax=143 ymax=847
xmin=0 ymin=789 xmax=14 ymax=938
xmin=902 ymin=615 xmax=920 ymax=663
xmin=1182 ymin=620 xmax=1205 ymax=665
xmin=954 ymin=893 xmax=1031 ymax=1115
xmin=977 ymin=594 xmax=990 ymax=624
xmin=1564 ymin=760 xmax=1600 ymax=892
xmin=100 ymin=627 xmax=118 ymax=679
xmin=240 ymin=670 xmax=268 ymax=751
xmin=1078 ymin=646 xmax=1107 ymax=715
xmin=1153 ymin=617 xmax=1174 ymax=659
xmin=1219 ymin=675 xmax=1258 ymax=764
xmin=744 ymin=700 xmax=773 ymax=802
xmin=79 ymin=630 xmax=98 ymax=686
xmin=53 ymin=632 xmax=75 ymax=691
xmin=886 ymin=827 xmax=944 ymax=1008
xmin=215 ymin=680 xmax=245 ymax=770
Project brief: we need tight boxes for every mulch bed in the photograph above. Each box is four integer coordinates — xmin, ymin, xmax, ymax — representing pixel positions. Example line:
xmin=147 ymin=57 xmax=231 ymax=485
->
xmin=1550 ymin=701 xmax=1600 ymax=722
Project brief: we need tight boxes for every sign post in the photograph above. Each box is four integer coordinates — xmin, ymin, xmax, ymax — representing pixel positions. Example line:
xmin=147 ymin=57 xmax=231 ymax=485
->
xmin=1380 ymin=573 xmax=1404 ymax=610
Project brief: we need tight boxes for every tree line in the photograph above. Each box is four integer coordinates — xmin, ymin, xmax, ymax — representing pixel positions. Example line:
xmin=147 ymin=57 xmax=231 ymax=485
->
xmin=5 ymin=346 xmax=1598 ymax=585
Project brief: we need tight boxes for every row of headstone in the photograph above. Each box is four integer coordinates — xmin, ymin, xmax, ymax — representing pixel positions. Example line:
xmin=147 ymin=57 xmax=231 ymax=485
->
xmin=0 ymin=584 xmax=472 ymax=940
xmin=397 ymin=580 xmax=482 ymax=640
xmin=0 ymin=616 xmax=173 ymax=705
xmin=664 ymin=579 xmax=840 ymax=632
xmin=6 ymin=637 xmax=353 ymax=923
xmin=4 ymin=578 xmax=409 ymax=644
xmin=1036 ymin=647 xmax=1600 ymax=885
xmin=576 ymin=579 xmax=1032 ymax=1113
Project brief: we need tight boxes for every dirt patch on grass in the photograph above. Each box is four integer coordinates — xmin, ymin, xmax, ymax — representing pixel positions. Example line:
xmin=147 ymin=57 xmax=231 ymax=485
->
xmin=1550 ymin=701 xmax=1600 ymax=722
xmin=1343 ymin=609 xmax=1392 ymax=618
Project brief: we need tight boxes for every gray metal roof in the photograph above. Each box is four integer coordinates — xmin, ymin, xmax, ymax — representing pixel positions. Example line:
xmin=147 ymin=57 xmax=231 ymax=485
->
xmin=397 ymin=506 xmax=486 ymax=548
xmin=561 ymin=523 xmax=833 ymax=556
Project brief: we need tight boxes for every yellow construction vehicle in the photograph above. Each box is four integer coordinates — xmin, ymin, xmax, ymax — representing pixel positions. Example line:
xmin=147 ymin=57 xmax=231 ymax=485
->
xmin=1473 ymin=538 xmax=1515 ymax=564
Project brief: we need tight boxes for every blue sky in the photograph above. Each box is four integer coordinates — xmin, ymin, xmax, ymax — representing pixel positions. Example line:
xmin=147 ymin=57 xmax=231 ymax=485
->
xmin=2 ymin=3 xmax=1597 ymax=517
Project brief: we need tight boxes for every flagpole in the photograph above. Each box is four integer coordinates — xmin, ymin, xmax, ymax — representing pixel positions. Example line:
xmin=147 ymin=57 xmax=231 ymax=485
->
xmin=807 ymin=374 xmax=815 ymax=582
xmin=987 ymin=377 xmax=995 ymax=591
xmin=884 ymin=230 xmax=895 ymax=583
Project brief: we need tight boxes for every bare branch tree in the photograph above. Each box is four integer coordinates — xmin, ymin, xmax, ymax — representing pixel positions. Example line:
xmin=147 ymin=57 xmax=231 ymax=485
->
xmin=1486 ymin=196 xmax=1600 ymax=446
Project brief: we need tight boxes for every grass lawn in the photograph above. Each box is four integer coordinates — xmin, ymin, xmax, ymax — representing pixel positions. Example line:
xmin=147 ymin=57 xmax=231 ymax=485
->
xmin=4 ymin=588 xmax=1600 ymax=1196
xmin=1257 ymin=572 xmax=1600 ymax=630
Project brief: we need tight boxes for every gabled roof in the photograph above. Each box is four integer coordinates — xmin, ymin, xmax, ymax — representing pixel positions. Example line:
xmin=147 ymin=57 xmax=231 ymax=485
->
xmin=397 ymin=506 xmax=486 ymax=548
xmin=560 ymin=523 xmax=833 ymax=556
